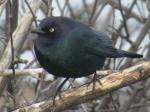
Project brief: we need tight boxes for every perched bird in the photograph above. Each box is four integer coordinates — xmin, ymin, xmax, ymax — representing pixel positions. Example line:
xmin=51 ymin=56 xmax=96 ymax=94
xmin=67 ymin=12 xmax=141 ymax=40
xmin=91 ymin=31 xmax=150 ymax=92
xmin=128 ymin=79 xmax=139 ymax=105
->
xmin=32 ymin=16 xmax=142 ymax=94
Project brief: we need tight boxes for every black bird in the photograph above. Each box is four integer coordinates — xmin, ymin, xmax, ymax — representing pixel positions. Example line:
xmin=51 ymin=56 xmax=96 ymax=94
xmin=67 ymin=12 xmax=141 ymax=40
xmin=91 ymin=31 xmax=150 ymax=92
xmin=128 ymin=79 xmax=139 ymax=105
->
xmin=32 ymin=16 xmax=142 ymax=94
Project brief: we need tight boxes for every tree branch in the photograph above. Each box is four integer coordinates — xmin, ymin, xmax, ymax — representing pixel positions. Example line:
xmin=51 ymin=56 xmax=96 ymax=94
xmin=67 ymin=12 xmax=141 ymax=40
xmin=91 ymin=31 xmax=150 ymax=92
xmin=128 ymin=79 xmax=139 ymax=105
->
xmin=0 ymin=68 xmax=43 ymax=77
xmin=107 ymin=0 xmax=144 ymax=23
xmin=13 ymin=60 xmax=150 ymax=112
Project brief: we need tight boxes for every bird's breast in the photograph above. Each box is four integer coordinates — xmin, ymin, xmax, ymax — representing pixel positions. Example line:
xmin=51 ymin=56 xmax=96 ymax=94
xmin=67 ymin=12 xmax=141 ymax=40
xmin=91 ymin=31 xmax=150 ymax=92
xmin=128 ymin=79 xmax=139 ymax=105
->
xmin=34 ymin=38 xmax=106 ymax=78
xmin=34 ymin=39 xmax=66 ymax=74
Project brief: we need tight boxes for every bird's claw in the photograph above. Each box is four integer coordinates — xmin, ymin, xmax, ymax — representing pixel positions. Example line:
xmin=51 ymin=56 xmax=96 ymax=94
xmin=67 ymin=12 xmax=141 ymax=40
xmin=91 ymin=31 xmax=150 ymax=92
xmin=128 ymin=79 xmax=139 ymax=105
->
xmin=52 ymin=78 xmax=69 ymax=105
xmin=52 ymin=88 xmax=63 ymax=105
xmin=87 ymin=72 xmax=102 ymax=90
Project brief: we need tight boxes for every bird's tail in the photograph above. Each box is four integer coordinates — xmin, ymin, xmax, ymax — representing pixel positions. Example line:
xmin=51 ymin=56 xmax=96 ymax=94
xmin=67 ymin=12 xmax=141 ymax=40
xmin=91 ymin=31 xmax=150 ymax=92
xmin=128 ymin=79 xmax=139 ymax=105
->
xmin=116 ymin=49 xmax=143 ymax=58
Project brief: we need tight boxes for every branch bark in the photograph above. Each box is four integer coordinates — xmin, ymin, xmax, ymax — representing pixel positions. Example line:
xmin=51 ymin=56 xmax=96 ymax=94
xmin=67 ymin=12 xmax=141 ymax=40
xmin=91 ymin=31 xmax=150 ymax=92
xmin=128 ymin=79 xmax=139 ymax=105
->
xmin=13 ymin=60 xmax=150 ymax=112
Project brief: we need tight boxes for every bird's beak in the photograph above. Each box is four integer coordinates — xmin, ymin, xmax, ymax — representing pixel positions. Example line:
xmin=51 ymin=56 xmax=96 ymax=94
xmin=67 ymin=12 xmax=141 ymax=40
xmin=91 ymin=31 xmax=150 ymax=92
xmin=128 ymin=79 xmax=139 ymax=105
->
xmin=31 ymin=27 xmax=45 ymax=34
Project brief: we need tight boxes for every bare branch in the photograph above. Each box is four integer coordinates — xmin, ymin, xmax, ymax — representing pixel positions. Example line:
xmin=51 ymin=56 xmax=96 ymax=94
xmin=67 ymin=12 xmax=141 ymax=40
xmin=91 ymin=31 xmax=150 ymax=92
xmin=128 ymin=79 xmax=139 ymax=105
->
xmin=0 ymin=0 xmax=8 ymax=15
xmin=13 ymin=61 xmax=150 ymax=112
xmin=130 ymin=14 xmax=150 ymax=51
xmin=0 ymin=0 xmax=43 ymax=69
xmin=0 ymin=68 xmax=43 ymax=77
xmin=107 ymin=0 xmax=145 ymax=23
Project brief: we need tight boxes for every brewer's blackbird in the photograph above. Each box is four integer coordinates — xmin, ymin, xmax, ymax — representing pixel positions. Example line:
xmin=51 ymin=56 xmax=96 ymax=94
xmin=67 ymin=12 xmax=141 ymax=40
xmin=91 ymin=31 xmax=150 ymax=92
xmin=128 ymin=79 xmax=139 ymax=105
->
xmin=32 ymin=16 xmax=142 ymax=94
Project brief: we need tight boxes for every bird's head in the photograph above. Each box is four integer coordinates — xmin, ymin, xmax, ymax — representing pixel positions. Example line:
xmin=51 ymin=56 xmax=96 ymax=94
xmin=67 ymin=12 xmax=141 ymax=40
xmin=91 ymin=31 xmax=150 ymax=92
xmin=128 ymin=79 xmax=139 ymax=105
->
xmin=32 ymin=17 xmax=82 ymax=39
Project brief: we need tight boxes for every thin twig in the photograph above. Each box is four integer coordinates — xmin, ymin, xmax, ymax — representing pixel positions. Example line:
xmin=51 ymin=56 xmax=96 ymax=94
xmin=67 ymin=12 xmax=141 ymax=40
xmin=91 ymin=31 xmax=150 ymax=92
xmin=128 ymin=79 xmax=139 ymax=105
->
xmin=88 ymin=0 xmax=98 ymax=25
xmin=25 ymin=0 xmax=38 ymax=27
xmin=118 ymin=0 xmax=130 ymax=41
xmin=8 ymin=0 xmax=16 ymax=106
xmin=91 ymin=1 xmax=107 ymax=25
xmin=110 ymin=93 xmax=119 ymax=112
xmin=66 ymin=0 xmax=75 ymax=18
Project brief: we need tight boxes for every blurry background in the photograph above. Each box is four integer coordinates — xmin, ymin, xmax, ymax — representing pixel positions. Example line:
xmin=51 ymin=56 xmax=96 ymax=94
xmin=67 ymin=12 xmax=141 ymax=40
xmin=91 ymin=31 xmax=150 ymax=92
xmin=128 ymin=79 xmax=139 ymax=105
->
xmin=0 ymin=0 xmax=150 ymax=112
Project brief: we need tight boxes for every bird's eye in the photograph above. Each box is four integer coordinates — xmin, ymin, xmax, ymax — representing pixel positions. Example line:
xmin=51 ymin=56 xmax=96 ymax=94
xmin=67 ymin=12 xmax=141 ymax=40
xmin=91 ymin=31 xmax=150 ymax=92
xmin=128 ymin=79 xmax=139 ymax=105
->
xmin=49 ymin=27 xmax=55 ymax=33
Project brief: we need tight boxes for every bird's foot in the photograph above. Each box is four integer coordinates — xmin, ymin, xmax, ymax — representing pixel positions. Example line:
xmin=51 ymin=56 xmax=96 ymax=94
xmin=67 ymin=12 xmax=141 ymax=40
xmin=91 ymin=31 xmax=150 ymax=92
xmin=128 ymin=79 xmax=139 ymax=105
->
xmin=52 ymin=78 xmax=69 ymax=105
xmin=67 ymin=78 xmax=76 ymax=89
xmin=52 ymin=88 xmax=62 ymax=106
xmin=87 ymin=71 xmax=102 ymax=90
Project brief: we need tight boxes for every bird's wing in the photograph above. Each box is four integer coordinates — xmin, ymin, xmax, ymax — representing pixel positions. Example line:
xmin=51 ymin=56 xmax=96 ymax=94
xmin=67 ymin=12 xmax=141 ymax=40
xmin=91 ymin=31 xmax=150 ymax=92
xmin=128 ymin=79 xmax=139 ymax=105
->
xmin=66 ymin=26 xmax=121 ymax=58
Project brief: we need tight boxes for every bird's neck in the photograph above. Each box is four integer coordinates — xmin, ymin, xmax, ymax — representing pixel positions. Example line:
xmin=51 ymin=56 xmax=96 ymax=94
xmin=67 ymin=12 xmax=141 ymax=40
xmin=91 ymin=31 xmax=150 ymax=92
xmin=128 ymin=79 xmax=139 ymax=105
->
xmin=34 ymin=37 xmax=63 ymax=58
xmin=36 ymin=37 xmax=59 ymax=47
xmin=34 ymin=38 xmax=56 ymax=60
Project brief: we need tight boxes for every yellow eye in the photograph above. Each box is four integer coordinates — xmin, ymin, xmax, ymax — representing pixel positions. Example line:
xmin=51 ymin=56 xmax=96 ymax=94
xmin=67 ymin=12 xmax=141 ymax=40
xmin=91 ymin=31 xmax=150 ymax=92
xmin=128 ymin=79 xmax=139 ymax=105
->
xmin=49 ymin=27 xmax=55 ymax=32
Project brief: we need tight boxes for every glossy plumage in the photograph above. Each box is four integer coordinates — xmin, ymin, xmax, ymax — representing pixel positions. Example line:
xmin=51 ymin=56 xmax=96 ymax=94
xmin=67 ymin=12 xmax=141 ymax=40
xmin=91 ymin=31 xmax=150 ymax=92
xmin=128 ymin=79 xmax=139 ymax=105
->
xmin=33 ymin=17 xmax=143 ymax=78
